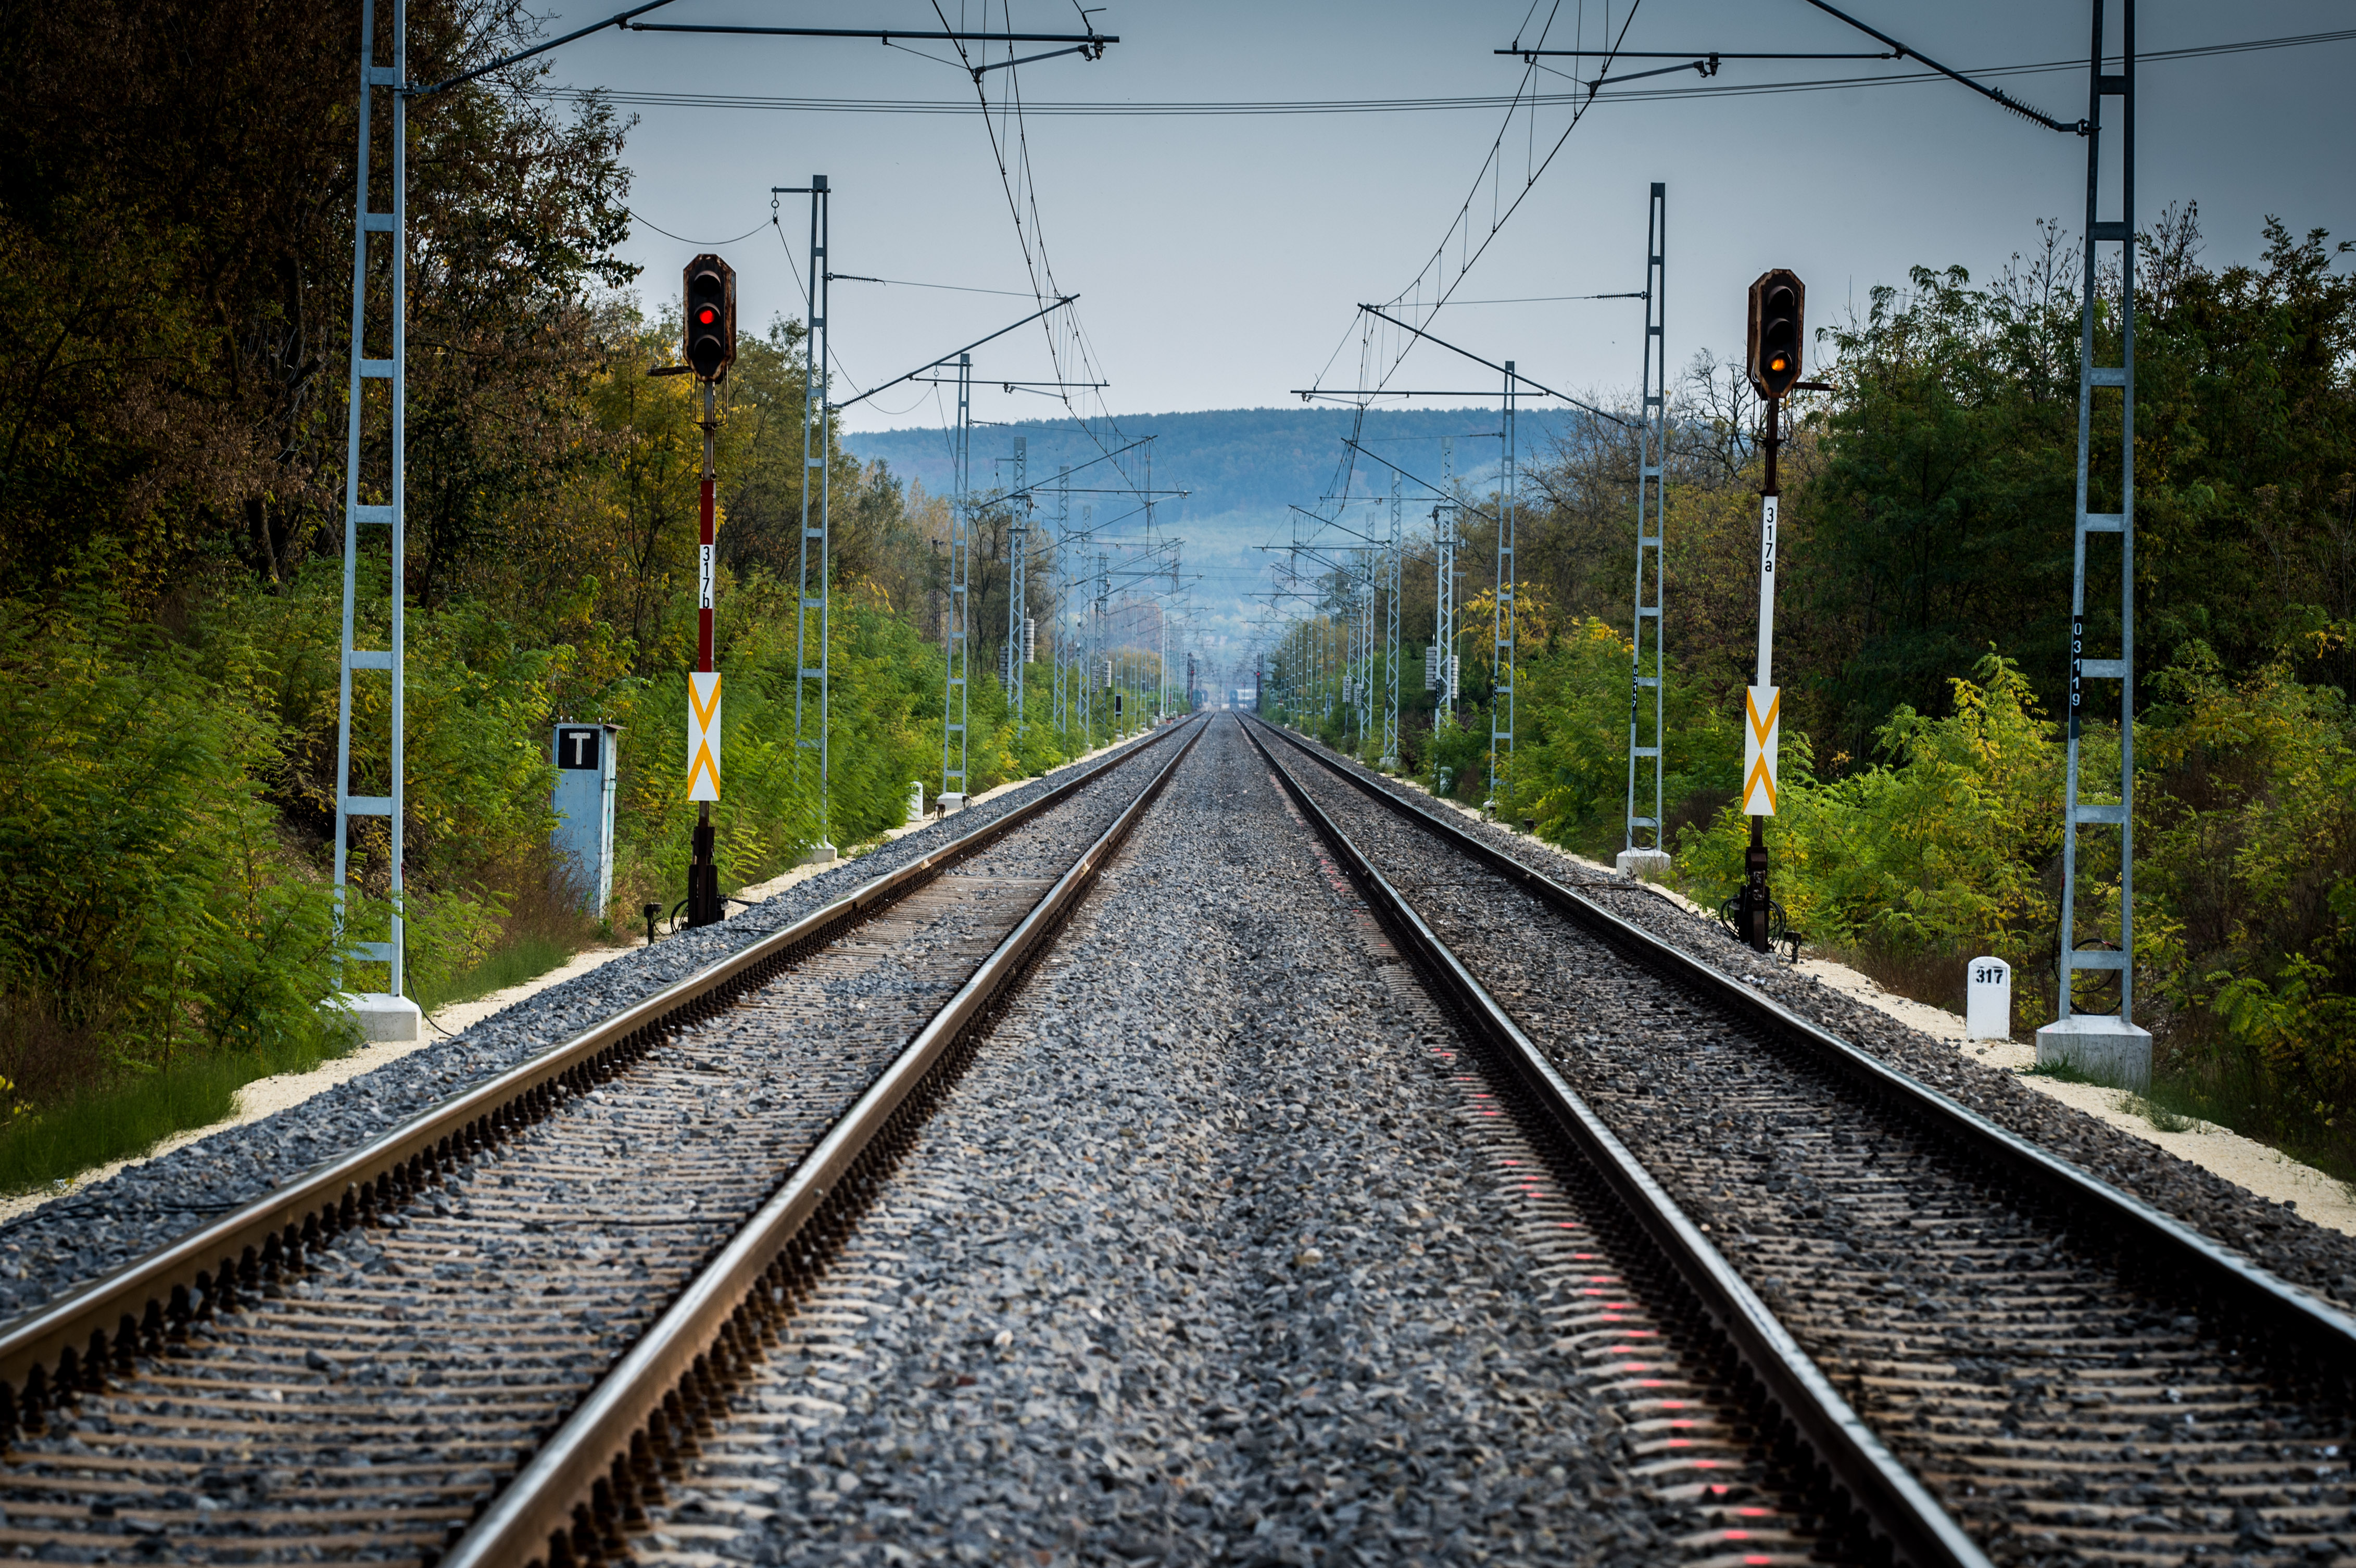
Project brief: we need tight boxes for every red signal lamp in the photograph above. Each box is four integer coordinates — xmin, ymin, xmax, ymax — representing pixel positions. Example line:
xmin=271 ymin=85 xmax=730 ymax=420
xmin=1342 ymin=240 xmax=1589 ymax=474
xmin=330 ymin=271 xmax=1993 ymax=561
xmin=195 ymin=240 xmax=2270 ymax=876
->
xmin=682 ymin=254 xmax=737 ymax=381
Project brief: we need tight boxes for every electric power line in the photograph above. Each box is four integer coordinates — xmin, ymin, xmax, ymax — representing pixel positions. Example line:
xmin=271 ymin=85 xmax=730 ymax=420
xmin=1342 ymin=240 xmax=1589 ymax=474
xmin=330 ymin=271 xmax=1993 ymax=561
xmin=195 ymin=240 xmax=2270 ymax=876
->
xmin=527 ymin=27 xmax=2356 ymax=117
xmin=626 ymin=210 xmax=772 ymax=246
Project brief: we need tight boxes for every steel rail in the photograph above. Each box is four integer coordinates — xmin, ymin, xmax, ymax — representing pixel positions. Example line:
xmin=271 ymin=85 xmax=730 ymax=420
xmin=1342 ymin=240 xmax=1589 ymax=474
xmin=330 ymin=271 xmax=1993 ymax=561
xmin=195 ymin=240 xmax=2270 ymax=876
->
xmin=1250 ymin=717 xmax=2356 ymax=1382
xmin=1241 ymin=717 xmax=1985 ymax=1568
xmin=445 ymin=714 xmax=1210 ymax=1567
xmin=0 ymin=723 xmax=1192 ymax=1427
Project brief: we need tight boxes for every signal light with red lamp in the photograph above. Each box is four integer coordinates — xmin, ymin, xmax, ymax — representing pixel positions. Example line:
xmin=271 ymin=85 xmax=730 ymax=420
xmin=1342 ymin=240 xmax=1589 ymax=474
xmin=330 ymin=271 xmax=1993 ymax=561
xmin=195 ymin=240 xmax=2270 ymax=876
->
xmin=682 ymin=253 xmax=737 ymax=382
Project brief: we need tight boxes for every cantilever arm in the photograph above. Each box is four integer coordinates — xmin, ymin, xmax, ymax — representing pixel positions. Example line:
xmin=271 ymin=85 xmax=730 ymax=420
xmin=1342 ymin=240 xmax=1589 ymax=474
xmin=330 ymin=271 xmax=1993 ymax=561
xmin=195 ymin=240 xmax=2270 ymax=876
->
xmin=1795 ymin=0 xmax=2083 ymax=134
xmin=1357 ymin=306 xmax=1628 ymax=427
xmin=830 ymin=298 xmax=1077 ymax=413
xmin=410 ymin=0 xmax=679 ymax=99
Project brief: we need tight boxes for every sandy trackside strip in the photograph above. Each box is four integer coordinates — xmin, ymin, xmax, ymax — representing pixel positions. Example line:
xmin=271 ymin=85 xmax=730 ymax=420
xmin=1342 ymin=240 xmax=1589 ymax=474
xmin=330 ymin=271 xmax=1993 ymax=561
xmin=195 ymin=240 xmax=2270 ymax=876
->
xmin=1799 ymin=959 xmax=2356 ymax=1236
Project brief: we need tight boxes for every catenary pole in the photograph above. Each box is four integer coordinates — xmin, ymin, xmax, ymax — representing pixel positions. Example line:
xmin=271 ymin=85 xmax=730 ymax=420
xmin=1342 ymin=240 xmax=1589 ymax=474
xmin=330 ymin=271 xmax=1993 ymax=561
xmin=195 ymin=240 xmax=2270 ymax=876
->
xmin=1052 ymin=466 xmax=1070 ymax=736
xmin=1008 ymin=436 xmax=1029 ymax=736
xmin=2043 ymin=0 xmax=2148 ymax=1086
xmin=788 ymin=177 xmax=833 ymax=861
xmin=941 ymin=353 xmax=972 ymax=804
xmin=1490 ymin=362 xmax=1518 ymax=812
xmin=331 ymin=0 xmax=410 ymax=1025
xmin=1382 ymin=471 xmax=1401 ymax=769
xmin=1434 ymin=436 xmax=1456 ymax=722
xmin=1621 ymin=182 xmax=1672 ymax=878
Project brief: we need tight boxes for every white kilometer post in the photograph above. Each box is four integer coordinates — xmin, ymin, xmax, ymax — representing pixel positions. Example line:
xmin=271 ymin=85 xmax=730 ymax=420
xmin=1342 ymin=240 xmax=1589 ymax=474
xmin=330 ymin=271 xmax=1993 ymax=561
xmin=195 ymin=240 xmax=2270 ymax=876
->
xmin=1967 ymin=956 xmax=2014 ymax=1041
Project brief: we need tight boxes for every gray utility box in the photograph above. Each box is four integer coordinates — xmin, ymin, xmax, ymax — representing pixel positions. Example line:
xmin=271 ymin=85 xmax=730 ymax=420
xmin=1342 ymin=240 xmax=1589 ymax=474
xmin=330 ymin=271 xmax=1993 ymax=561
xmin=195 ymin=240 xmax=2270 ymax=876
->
xmin=552 ymin=723 xmax=621 ymax=914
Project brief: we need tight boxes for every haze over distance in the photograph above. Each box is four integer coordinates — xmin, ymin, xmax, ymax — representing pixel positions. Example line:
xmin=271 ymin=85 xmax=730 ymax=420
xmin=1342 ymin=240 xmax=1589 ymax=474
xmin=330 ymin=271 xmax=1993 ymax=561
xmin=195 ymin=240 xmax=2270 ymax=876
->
xmin=537 ymin=1 xmax=2356 ymax=638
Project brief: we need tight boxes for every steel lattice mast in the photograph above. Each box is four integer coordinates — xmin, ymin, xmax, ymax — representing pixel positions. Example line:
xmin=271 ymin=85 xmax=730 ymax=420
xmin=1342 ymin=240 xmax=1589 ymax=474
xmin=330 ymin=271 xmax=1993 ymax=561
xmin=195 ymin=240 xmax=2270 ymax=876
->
xmin=1007 ymin=436 xmax=1029 ymax=735
xmin=2045 ymin=1 xmax=2147 ymax=1082
xmin=1052 ymin=466 xmax=1070 ymax=737
xmin=941 ymin=353 xmax=972 ymax=802
xmin=1434 ymin=437 xmax=1456 ymax=720
xmin=1621 ymin=183 xmax=1672 ymax=878
xmin=1092 ymin=539 xmax=1108 ymax=740
xmin=331 ymin=0 xmax=408 ymax=1011
xmin=1490 ymin=362 xmax=1518 ymax=810
xmin=789 ymin=177 xmax=833 ymax=858
xmin=1382 ymin=472 xmax=1402 ymax=769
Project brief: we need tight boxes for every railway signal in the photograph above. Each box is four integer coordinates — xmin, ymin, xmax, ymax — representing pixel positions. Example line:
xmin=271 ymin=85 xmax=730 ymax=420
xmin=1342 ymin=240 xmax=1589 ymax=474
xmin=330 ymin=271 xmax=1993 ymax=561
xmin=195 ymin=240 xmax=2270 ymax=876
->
xmin=683 ymin=254 xmax=736 ymax=382
xmin=1747 ymin=269 xmax=1804 ymax=401
xmin=681 ymin=254 xmax=734 ymax=927
xmin=1734 ymin=269 xmax=1805 ymax=954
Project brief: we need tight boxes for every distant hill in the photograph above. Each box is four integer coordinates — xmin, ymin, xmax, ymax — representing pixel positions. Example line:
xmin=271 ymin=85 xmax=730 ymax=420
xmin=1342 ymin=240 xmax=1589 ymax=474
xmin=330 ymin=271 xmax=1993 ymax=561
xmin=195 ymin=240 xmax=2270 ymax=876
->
xmin=842 ymin=405 xmax=1579 ymax=638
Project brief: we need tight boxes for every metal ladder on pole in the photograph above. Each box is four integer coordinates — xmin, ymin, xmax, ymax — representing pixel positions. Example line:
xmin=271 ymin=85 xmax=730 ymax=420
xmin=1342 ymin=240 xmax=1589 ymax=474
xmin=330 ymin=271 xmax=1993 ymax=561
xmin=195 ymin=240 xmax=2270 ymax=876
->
xmin=941 ymin=353 xmax=972 ymax=801
xmin=1490 ymin=364 xmax=1518 ymax=808
xmin=2043 ymin=1 xmax=2148 ymax=1084
xmin=1051 ymin=466 xmax=1069 ymax=737
xmin=1008 ymin=437 xmax=1028 ymax=735
xmin=1434 ymin=437 xmax=1456 ymax=721
xmin=792 ymin=177 xmax=832 ymax=852
xmin=1090 ymin=542 xmax=1106 ymax=741
xmin=1381 ymin=472 xmax=1401 ymax=769
xmin=332 ymin=0 xmax=407 ymax=1001
xmin=1354 ymin=575 xmax=1372 ymax=747
xmin=1622 ymin=183 xmax=1672 ymax=875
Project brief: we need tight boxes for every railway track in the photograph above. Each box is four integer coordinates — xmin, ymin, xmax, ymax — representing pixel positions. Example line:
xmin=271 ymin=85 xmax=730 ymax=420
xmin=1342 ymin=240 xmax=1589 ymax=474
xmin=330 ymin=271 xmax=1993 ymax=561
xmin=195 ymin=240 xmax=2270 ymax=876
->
xmin=0 ymin=716 xmax=1205 ymax=1566
xmin=1250 ymin=716 xmax=2356 ymax=1567
xmin=521 ymin=711 xmax=1869 ymax=1565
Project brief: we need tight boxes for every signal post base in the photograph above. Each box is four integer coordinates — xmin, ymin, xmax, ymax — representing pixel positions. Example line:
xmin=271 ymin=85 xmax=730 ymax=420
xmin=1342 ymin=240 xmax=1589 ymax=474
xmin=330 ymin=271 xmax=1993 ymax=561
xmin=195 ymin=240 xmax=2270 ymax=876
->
xmin=2035 ymin=1013 xmax=2152 ymax=1094
xmin=686 ymin=808 xmax=724 ymax=929
xmin=1739 ymin=818 xmax=1772 ymax=954
xmin=1615 ymin=848 xmax=1673 ymax=883
xmin=330 ymin=992 xmax=422 ymax=1044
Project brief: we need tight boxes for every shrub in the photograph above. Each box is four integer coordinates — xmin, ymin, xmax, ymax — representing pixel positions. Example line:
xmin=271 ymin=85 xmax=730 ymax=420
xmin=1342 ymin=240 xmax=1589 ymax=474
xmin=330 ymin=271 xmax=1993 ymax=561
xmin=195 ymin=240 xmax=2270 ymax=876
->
xmin=1677 ymin=651 xmax=2064 ymax=996
xmin=0 ymin=568 xmax=344 ymax=1107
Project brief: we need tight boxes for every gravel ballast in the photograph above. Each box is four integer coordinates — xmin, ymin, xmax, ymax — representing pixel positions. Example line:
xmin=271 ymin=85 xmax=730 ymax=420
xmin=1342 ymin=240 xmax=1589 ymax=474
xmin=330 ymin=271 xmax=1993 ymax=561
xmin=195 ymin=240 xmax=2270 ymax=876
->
xmin=0 ymin=730 xmax=1204 ymax=1564
xmin=1280 ymin=727 xmax=2356 ymax=1306
xmin=0 ymin=730 xmax=1179 ymax=1323
xmin=1265 ymin=724 xmax=2356 ymax=1563
xmin=639 ymin=716 xmax=1700 ymax=1567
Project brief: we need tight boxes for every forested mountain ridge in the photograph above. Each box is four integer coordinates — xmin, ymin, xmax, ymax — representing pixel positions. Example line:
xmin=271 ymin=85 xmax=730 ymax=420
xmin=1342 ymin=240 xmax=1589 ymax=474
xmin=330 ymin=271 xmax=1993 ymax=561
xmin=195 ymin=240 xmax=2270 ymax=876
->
xmin=845 ymin=404 xmax=1575 ymax=548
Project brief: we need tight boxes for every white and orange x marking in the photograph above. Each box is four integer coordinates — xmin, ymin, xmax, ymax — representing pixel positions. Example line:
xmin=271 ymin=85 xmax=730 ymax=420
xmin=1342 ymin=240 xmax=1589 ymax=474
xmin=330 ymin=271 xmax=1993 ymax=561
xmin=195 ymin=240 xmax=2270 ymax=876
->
xmin=1741 ymin=685 xmax=1780 ymax=816
xmin=687 ymin=671 xmax=722 ymax=802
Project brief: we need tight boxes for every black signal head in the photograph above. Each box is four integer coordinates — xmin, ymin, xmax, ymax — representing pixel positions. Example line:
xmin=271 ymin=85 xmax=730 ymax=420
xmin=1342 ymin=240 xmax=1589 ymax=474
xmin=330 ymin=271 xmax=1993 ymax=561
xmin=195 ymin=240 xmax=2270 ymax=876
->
xmin=682 ymin=254 xmax=737 ymax=381
xmin=1747 ymin=268 xmax=1806 ymax=400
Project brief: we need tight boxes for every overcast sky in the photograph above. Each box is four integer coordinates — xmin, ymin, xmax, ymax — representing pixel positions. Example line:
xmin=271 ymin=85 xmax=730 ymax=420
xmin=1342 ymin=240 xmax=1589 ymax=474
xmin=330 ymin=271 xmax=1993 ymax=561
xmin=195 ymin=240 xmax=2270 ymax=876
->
xmin=534 ymin=2 xmax=2355 ymax=437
